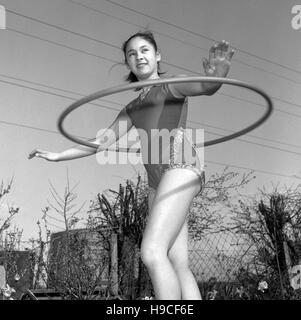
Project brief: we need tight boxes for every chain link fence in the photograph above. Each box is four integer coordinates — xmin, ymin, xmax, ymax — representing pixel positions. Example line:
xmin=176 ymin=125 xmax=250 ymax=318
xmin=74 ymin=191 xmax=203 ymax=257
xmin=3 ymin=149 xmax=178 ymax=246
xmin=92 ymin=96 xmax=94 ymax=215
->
xmin=188 ymin=229 xmax=301 ymax=299
xmin=189 ymin=230 xmax=252 ymax=283
xmin=188 ymin=229 xmax=259 ymax=299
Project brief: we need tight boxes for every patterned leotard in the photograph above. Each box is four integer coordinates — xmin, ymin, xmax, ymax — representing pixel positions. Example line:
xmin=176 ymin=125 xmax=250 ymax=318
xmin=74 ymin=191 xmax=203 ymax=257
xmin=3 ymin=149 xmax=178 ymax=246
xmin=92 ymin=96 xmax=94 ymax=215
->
xmin=125 ymin=83 xmax=205 ymax=194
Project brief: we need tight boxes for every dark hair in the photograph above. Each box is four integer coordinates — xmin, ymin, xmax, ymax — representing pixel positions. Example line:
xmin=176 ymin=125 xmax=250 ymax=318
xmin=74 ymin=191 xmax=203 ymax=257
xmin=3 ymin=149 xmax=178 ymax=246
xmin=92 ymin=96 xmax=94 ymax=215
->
xmin=122 ymin=31 xmax=164 ymax=83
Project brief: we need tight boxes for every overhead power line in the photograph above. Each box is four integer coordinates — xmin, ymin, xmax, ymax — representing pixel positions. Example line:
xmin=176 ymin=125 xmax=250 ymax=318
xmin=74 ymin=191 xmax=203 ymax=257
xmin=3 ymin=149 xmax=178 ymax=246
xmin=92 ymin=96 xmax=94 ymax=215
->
xmin=190 ymin=121 xmax=301 ymax=151
xmin=103 ymin=0 xmax=301 ymax=76
xmin=0 ymin=118 xmax=298 ymax=181
xmin=65 ymin=0 xmax=301 ymax=86
xmin=1 ymin=73 xmax=301 ymax=155
xmin=207 ymin=160 xmax=298 ymax=180
xmin=0 ymin=81 xmax=299 ymax=181
xmin=6 ymin=10 xmax=301 ymax=112
xmin=6 ymin=9 xmax=120 ymax=49
xmin=8 ymin=27 xmax=119 ymax=65
xmin=0 ymin=78 xmax=120 ymax=111
xmin=0 ymin=73 xmax=301 ymax=153
xmin=1 ymin=6 xmax=298 ymax=179
xmin=0 ymin=70 xmax=123 ymax=107
xmin=198 ymin=128 xmax=301 ymax=156
xmin=7 ymin=27 xmax=301 ymax=115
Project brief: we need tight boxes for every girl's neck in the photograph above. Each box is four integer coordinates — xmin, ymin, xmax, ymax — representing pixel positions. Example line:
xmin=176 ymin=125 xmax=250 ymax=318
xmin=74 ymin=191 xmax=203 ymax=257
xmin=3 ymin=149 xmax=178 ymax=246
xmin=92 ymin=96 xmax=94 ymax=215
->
xmin=137 ymin=73 xmax=160 ymax=82
xmin=139 ymin=74 xmax=160 ymax=94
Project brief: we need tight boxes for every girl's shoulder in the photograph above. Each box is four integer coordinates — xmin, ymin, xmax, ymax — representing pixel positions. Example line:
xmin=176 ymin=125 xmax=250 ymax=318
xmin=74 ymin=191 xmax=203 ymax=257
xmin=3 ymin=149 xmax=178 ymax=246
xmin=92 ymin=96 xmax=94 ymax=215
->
xmin=152 ymin=78 xmax=187 ymax=101
xmin=163 ymin=74 xmax=188 ymax=99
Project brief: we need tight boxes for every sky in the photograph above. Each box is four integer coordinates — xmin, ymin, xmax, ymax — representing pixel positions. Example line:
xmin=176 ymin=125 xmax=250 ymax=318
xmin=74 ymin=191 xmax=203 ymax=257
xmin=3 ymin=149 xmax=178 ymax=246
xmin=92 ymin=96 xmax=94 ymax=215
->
xmin=0 ymin=0 xmax=301 ymax=242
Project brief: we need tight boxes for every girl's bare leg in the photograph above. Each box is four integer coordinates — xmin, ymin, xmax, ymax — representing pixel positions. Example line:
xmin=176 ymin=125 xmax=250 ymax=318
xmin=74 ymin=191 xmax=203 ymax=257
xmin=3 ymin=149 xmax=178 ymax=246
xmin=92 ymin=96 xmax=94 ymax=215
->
xmin=168 ymin=221 xmax=202 ymax=299
xmin=141 ymin=168 xmax=201 ymax=300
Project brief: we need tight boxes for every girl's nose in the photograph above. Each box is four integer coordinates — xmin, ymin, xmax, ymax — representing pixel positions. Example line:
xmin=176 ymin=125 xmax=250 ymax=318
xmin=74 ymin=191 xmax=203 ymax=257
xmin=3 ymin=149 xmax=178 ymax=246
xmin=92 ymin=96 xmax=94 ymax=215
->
xmin=136 ymin=52 xmax=143 ymax=60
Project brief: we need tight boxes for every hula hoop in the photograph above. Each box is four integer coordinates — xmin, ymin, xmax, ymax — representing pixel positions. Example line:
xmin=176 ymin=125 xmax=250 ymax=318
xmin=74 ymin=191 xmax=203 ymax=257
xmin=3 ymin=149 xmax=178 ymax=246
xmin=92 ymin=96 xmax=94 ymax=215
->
xmin=57 ymin=76 xmax=273 ymax=152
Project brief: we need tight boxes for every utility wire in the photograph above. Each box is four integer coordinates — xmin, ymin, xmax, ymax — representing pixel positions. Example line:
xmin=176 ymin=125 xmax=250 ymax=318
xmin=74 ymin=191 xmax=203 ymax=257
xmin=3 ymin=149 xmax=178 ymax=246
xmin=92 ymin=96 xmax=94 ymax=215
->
xmin=7 ymin=27 xmax=301 ymax=115
xmin=0 ymin=78 xmax=120 ymax=111
xmin=1 ymin=74 xmax=301 ymax=155
xmin=2 ymin=74 xmax=301 ymax=152
xmin=65 ymin=0 xmax=301 ymax=86
xmin=1 ymin=9 xmax=301 ymax=174
xmin=207 ymin=160 xmax=298 ymax=180
xmin=189 ymin=120 xmax=301 ymax=150
xmin=7 ymin=27 xmax=119 ymax=65
xmin=0 ymin=117 xmax=298 ymax=181
xmin=197 ymin=128 xmax=301 ymax=156
xmin=103 ymin=0 xmax=301 ymax=76
xmin=6 ymin=9 xmax=120 ymax=49
xmin=0 ymin=69 xmax=123 ymax=107
xmin=6 ymin=12 xmax=301 ymax=111
xmin=0 ymin=111 xmax=298 ymax=181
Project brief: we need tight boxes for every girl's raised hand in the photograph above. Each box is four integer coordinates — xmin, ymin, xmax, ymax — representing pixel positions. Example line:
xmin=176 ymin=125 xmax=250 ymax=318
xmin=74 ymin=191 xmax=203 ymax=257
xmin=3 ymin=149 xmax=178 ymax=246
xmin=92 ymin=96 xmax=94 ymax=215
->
xmin=28 ymin=149 xmax=59 ymax=161
xmin=203 ymin=40 xmax=235 ymax=77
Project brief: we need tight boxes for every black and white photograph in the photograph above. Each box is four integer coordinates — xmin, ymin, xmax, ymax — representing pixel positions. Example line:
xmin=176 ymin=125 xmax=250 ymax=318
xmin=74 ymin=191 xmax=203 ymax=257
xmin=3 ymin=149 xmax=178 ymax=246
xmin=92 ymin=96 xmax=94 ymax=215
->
xmin=0 ymin=0 xmax=301 ymax=305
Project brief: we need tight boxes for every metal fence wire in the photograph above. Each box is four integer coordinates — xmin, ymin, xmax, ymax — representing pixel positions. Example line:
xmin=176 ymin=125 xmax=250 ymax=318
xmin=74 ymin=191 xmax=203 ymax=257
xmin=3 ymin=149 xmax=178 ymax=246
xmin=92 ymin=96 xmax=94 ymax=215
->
xmin=189 ymin=230 xmax=252 ymax=283
xmin=187 ymin=228 xmax=264 ymax=300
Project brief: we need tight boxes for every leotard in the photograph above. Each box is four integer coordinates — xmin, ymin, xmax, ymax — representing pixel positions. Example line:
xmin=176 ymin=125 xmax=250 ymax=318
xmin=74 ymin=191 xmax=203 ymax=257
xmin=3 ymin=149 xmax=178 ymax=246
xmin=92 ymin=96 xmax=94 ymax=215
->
xmin=125 ymin=83 xmax=205 ymax=193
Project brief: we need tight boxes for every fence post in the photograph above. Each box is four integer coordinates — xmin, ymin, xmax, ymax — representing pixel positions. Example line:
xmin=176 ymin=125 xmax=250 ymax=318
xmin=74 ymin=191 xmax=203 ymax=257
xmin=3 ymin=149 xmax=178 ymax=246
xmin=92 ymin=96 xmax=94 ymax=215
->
xmin=0 ymin=264 xmax=6 ymax=300
xmin=110 ymin=233 xmax=118 ymax=296
xmin=283 ymin=241 xmax=291 ymax=271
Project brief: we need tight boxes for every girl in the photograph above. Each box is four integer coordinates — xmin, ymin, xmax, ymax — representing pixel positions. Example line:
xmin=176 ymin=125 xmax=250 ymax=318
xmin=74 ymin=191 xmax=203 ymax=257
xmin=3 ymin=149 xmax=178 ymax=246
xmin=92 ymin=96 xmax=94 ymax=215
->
xmin=30 ymin=31 xmax=234 ymax=300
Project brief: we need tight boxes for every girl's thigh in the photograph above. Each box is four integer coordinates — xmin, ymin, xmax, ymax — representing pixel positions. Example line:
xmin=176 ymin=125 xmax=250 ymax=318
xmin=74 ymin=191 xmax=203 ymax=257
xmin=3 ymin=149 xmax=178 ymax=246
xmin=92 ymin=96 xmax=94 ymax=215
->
xmin=143 ymin=168 xmax=200 ymax=250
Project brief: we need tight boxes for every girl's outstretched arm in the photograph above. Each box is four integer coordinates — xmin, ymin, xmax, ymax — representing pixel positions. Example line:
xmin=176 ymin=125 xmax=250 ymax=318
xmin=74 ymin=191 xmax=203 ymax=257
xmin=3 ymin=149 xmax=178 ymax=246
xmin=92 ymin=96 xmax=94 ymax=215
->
xmin=28 ymin=108 xmax=133 ymax=162
xmin=170 ymin=40 xmax=235 ymax=97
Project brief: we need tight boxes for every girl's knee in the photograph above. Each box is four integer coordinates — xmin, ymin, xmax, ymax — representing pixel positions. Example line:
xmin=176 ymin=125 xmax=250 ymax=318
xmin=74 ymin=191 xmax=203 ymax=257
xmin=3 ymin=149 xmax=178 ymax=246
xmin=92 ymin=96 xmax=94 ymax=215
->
xmin=140 ymin=243 xmax=167 ymax=268
xmin=173 ymin=262 xmax=191 ymax=274
xmin=169 ymin=256 xmax=190 ymax=273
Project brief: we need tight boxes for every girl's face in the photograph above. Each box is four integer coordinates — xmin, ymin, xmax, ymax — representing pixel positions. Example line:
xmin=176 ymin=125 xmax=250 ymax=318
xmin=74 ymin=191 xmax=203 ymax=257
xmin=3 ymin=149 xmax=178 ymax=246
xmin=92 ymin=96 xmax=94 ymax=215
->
xmin=125 ymin=37 xmax=161 ymax=81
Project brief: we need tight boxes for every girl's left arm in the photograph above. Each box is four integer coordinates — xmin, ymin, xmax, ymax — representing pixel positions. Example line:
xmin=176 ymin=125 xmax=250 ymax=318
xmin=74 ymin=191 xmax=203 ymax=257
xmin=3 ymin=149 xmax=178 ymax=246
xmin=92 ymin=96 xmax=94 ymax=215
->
xmin=170 ymin=40 xmax=235 ymax=97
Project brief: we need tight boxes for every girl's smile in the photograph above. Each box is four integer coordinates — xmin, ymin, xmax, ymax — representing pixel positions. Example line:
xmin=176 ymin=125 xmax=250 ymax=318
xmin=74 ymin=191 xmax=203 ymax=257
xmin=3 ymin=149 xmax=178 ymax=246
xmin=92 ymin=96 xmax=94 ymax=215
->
xmin=125 ymin=37 xmax=161 ymax=81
